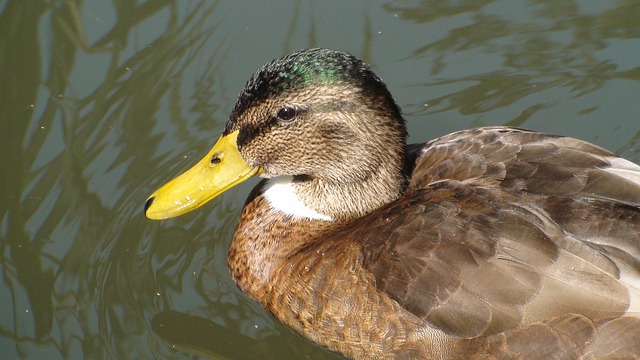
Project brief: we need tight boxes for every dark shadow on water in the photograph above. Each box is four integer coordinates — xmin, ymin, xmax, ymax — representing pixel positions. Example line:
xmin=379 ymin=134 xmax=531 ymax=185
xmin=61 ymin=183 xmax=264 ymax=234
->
xmin=152 ymin=310 xmax=344 ymax=359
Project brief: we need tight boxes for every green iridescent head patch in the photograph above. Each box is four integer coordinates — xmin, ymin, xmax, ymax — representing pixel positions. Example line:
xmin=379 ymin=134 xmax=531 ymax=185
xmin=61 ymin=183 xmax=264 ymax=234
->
xmin=230 ymin=49 xmax=375 ymax=114
xmin=225 ymin=48 xmax=401 ymax=136
xmin=277 ymin=50 xmax=343 ymax=86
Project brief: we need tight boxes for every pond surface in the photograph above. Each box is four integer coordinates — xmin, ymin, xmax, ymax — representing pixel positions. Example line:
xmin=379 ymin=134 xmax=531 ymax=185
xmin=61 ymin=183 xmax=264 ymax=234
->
xmin=1 ymin=0 xmax=639 ymax=359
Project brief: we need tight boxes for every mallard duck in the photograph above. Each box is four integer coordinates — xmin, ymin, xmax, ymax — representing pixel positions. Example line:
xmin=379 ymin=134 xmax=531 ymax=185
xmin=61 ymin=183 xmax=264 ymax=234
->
xmin=145 ymin=48 xmax=640 ymax=359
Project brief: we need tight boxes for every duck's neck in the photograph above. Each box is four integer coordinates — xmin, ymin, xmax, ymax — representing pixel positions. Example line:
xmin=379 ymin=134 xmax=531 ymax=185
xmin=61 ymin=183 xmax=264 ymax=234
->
xmin=287 ymin=165 xmax=407 ymax=222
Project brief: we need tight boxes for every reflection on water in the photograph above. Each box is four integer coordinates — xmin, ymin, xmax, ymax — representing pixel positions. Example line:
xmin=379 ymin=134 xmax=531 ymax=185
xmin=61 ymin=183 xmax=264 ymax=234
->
xmin=1 ymin=0 xmax=639 ymax=359
xmin=394 ymin=1 xmax=640 ymax=120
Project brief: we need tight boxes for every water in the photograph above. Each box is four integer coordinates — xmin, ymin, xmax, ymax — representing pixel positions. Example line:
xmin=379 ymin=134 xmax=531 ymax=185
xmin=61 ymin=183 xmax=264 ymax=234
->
xmin=1 ymin=0 xmax=639 ymax=359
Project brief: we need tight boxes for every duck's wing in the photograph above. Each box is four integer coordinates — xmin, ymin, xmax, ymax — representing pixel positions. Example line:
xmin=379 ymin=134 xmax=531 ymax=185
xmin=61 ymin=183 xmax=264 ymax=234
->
xmin=410 ymin=126 xmax=640 ymax=260
xmin=353 ymin=127 xmax=640 ymax=340
xmin=409 ymin=126 xmax=640 ymax=208
xmin=458 ymin=314 xmax=640 ymax=359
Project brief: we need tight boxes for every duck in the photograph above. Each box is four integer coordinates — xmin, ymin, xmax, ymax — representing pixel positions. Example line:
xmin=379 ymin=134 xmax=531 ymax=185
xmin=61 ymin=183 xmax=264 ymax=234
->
xmin=145 ymin=48 xmax=640 ymax=359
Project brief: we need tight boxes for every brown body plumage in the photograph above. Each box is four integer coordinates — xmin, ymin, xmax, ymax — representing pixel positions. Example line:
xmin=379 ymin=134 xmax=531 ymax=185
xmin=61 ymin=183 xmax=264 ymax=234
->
xmin=146 ymin=49 xmax=640 ymax=359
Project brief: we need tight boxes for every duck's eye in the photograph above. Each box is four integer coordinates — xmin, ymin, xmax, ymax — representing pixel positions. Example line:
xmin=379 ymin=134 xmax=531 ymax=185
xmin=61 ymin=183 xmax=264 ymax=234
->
xmin=276 ymin=106 xmax=296 ymax=121
xmin=210 ymin=155 xmax=221 ymax=166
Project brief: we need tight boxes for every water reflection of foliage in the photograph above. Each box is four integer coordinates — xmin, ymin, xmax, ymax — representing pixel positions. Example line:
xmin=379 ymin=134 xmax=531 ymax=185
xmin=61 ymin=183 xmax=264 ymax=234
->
xmin=0 ymin=1 xmax=226 ymax=358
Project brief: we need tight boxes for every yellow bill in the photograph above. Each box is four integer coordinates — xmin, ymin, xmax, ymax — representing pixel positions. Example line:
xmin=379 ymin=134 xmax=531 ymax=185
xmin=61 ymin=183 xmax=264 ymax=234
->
xmin=145 ymin=130 xmax=262 ymax=220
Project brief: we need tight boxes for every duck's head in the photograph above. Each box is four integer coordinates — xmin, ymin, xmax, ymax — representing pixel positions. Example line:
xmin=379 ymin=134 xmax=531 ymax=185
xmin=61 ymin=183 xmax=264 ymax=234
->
xmin=145 ymin=48 xmax=408 ymax=221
